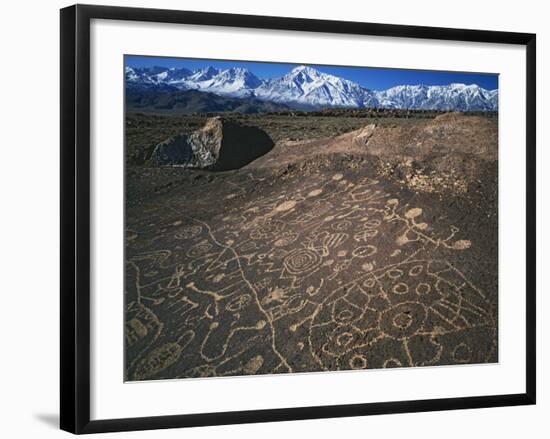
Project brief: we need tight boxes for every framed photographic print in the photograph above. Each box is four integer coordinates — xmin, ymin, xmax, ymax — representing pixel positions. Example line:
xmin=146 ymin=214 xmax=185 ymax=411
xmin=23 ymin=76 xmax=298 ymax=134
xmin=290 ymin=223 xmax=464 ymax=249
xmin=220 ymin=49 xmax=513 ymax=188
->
xmin=60 ymin=4 xmax=536 ymax=434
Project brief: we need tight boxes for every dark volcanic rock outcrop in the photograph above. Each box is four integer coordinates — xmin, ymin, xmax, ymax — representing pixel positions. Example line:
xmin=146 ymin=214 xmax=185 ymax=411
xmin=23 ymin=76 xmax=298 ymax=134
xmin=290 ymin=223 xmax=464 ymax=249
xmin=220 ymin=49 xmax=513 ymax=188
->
xmin=150 ymin=117 xmax=274 ymax=170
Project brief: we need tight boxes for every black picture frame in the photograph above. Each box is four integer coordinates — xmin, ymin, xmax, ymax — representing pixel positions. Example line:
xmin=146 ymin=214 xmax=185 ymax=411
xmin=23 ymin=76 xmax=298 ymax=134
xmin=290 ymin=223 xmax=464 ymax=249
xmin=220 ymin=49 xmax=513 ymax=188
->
xmin=60 ymin=4 xmax=536 ymax=434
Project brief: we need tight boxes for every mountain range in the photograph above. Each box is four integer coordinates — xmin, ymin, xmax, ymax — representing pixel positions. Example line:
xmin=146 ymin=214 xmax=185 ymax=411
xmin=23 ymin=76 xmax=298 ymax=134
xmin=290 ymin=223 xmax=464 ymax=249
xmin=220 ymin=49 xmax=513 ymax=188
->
xmin=126 ymin=64 xmax=498 ymax=112
xmin=126 ymin=88 xmax=291 ymax=114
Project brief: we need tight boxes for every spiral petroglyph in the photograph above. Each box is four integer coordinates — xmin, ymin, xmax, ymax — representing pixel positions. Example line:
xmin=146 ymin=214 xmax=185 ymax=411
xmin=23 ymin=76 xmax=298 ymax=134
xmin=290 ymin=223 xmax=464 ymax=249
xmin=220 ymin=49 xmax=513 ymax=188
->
xmin=283 ymin=248 xmax=322 ymax=275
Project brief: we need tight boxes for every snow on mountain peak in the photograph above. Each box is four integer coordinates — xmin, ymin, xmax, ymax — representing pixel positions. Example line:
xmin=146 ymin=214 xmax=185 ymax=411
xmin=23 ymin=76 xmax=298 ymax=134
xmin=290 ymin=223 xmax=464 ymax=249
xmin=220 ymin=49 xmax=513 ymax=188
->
xmin=288 ymin=65 xmax=322 ymax=77
xmin=227 ymin=67 xmax=250 ymax=75
xmin=125 ymin=64 xmax=498 ymax=111
xmin=189 ymin=66 xmax=220 ymax=81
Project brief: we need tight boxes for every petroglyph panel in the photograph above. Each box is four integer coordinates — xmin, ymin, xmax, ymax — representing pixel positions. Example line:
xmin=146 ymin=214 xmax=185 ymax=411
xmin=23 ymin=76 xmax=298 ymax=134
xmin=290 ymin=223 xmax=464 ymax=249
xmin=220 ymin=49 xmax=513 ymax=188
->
xmin=125 ymin=169 xmax=497 ymax=381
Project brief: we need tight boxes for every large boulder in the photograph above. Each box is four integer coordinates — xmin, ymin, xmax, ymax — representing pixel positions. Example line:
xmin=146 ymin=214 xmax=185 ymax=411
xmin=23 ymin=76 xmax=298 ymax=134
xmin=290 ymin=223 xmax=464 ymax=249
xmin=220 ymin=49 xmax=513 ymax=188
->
xmin=150 ymin=134 xmax=196 ymax=166
xmin=150 ymin=117 xmax=274 ymax=171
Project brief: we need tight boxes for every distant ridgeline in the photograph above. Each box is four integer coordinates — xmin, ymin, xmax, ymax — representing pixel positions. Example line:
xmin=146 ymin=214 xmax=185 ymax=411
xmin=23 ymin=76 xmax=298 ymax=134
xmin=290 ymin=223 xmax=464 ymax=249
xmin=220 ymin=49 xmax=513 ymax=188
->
xmin=126 ymin=65 xmax=498 ymax=114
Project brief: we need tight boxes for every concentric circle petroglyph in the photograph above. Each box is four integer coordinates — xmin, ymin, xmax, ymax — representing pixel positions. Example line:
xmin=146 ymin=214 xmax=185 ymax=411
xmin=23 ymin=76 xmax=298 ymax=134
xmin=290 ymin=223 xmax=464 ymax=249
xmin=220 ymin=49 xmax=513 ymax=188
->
xmin=283 ymin=248 xmax=322 ymax=275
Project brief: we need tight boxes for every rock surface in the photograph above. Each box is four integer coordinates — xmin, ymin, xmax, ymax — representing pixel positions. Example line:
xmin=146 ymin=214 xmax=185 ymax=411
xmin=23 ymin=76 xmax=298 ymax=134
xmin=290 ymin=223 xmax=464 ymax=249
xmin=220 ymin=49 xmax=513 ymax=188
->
xmin=247 ymin=113 xmax=497 ymax=195
xmin=125 ymin=112 xmax=498 ymax=380
xmin=151 ymin=117 xmax=274 ymax=170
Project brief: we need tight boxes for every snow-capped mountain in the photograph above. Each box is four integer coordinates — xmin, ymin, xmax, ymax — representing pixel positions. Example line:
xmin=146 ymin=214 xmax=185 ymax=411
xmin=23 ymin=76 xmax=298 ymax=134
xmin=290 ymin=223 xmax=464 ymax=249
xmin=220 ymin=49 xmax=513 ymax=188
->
xmin=192 ymin=67 xmax=262 ymax=98
xmin=375 ymin=83 xmax=498 ymax=112
xmin=254 ymin=65 xmax=378 ymax=108
xmin=125 ymin=66 xmax=193 ymax=85
xmin=125 ymin=65 xmax=498 ymax=111
xmin=187 ymin=66 xmax=219 ymax=82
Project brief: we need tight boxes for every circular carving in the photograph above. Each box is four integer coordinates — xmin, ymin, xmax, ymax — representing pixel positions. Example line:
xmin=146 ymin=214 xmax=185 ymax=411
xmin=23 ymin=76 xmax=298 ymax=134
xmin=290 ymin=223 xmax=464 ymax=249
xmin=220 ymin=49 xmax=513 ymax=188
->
xmin=349 ymin=354 xmax=368 ymax=370
xmin=380 ymin=302 xmax=426 ymax=339
xmin=363 ymin=277 xmax=377 ymax=288
xmin=452 ymin=342 xmax=472 ymax=363
xmin=363 ymin=219 xmax=381 ymax=229
xmin=284 ymin=294 xmax=307 ymax=314
xmin=408 ymin=264 xmax=424 ymax=276
xmin=392 ymin=282 xmax=409 ymax=295
xmin=416 ymin=283 xmax=431 ymax=295
xmin=352 ymin=245 xmax=377 ymax=258
xmin=283 ymin=248 xmax=321 ymax=275
xmin=387 ymin=269 xmax=404 ymax=279
xmin=393 ymin=312 xmax=413 ymax=329
xmin=250 ymin=220 xmax=285 ymax=240
xmin=186 ymin=241 xmax=213 ymax=258
xmin=335 ymin=309 xmax=354 ymax=324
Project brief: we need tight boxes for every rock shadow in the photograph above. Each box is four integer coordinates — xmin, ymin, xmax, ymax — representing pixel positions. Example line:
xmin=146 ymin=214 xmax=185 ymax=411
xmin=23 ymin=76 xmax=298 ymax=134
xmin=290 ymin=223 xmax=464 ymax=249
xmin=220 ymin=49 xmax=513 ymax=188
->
xmin=210 ymin=121 xmax=274 ymax=171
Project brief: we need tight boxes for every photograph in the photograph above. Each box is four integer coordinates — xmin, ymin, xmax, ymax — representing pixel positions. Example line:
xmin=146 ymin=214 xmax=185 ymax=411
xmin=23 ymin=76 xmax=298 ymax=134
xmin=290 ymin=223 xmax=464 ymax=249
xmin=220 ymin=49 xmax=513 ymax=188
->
xmin=124 ymin=56 xmax=499 ymax=381
xmin=0 ymin=0 xmax=542 ymax=436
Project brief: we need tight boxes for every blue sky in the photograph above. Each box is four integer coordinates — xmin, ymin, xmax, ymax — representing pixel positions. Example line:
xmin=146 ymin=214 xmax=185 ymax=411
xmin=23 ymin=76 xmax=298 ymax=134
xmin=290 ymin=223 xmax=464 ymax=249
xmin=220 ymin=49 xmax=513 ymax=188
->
xmin=125 ymin=55 xmax=498 ymax=90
